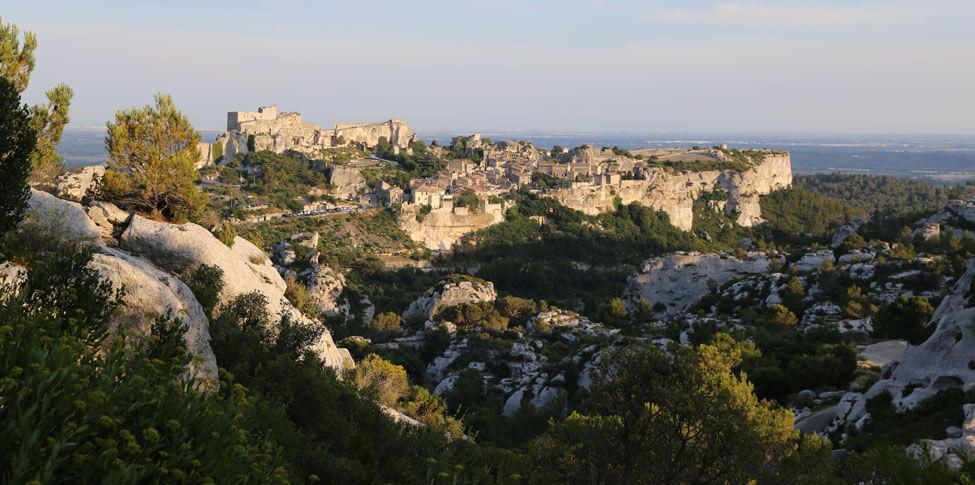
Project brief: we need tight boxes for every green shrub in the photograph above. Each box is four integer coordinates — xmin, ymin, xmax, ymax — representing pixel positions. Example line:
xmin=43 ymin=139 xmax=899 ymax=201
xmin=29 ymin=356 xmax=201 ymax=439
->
xmin=215 ymin=220 xmax=236 ymax=247
xmin=184 ymin=264 xmax=224 ymax=317
xmin=0 ymin=246 xmax=282 ymax=483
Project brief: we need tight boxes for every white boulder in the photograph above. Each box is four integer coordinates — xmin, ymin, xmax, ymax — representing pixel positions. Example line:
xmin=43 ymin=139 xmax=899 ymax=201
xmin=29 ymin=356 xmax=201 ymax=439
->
xmin=26 ymin=188 xmax=101 ymax=242
xmin=119 ymin=215 xmax=352 ymax=371
xmin=89 ymin=246 xmax=218 ymax=386
xmin=55 ymin=164 xmax=105 ymax=201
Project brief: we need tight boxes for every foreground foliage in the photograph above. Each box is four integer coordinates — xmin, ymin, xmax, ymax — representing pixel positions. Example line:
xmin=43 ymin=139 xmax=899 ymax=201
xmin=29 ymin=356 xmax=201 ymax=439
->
xmin=0 ymin=248 xmax=284 ymax=483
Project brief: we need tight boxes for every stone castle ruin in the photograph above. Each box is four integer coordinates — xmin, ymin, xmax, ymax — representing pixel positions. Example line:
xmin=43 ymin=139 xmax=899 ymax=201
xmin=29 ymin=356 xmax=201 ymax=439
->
xmin=197 ymin=105 xmax=416 ymax=167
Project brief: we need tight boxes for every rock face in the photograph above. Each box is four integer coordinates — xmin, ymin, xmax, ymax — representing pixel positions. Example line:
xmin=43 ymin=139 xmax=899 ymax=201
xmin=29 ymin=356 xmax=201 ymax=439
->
xmin=306 ymin=264 xmax=346 ymax=316
xmin=833 ymin=260 xmax=975 ymax=433
xmin=55 ymin=165 xmax=105 ymax=201
xmin=403 ymin=277 xmax=498 ymax=321
xmin=326 ymin=166 xmax=368 ymax=200
xmin=119 ymin=216 xmax=353 ymax=371
xmin=26 ymin=189 xmax=102 ymax=242
xmin=623 ymin=251 xmax=775 ymax=316
xmin=549 ymin=153 xmax=792 ymax=231
xmin=334 ymin=120 xmax=415 ymax=150
xmin=397 ymin=202 xmax=506 ymax=251
xmin=89 ymin=246 xmax=219 ymax=386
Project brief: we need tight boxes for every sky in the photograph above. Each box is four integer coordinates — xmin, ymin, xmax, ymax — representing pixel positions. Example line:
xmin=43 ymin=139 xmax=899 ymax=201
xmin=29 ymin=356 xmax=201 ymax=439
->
xmin=6 ymin=0 xmax=975 ymax=134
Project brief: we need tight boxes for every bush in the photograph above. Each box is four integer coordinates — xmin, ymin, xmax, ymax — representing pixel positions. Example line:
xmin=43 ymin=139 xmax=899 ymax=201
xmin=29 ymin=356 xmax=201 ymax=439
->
xmin=184 ymin=264 xmax=224 ymax=317
xmin=101 ymin=94 xmax=206 ymax=222
xmin=215 ymin=220 xmax=237 ymax=247
xmin=368 ymin=311 xmax=401 ymax=338
xmin=350 ymin=354 xmax=409 ymax=407
xmin=0 ymin=246 xmax=283 ymax=483
xmin=874 ymin=295 xmax=935 ymax=344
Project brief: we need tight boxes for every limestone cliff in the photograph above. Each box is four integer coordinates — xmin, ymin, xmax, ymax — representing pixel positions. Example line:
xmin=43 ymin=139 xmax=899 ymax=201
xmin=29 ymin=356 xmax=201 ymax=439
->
xmin=548 ymin=153 xmax=792 ymax=230
xmin=397 ymin=202 xmax=506 ymax=251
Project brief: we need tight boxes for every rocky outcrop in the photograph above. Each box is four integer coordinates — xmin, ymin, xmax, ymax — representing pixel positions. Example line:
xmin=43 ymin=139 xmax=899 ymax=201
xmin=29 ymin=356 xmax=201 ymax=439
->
xmin=55 ymin=164 xmax=105 ymax=201
xmin=306 ymin=264 xmax=346 ymax=316
xmin=909 ymin=403 xmax=975 ymax=470
xmin=623 ymin=251 xmax=776 ymax=316
xmin=833 ymin=260 xmax=975 ymax=434
xmin=89 ymin=246 xmax=218 ymax=386
xmin=119 ymin=215 xmax=353 ymax=371
xmin=26 ymin=188 xmax=102 ymax=242
xmin=549 ymin=153 xmax=792 ymax=231
xmin=397 ymin=202 xmax=506 ymax=251
xmin=327 ymin=166 xmax=368 ymax=200
xmin=403 ymin=277 xmax=497 ymax=321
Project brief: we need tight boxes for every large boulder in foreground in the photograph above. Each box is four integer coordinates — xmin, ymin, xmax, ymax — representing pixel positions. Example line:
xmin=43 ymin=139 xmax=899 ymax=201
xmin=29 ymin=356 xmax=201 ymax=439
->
xmin=403 ymin=276 xmax=497 ymax=321
xmin=90 ymin=246 xmax=218 ymax=386
xmin=26 ymin=188 xmax=101 ymax=242
xmin=119 ymin=216 xmax=352 ymax=370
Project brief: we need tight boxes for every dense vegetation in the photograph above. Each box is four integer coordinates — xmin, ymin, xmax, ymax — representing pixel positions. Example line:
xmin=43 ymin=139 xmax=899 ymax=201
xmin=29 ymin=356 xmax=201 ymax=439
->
xmin=796 ymin=173 xmax=957 ymax=219
xmin=237 ymin=151 xmax=328 ymax=212
xmin=446 ymin=191 xmax=700 ymax=315
xmin=758 ymin=185 xmax=862 ymax=239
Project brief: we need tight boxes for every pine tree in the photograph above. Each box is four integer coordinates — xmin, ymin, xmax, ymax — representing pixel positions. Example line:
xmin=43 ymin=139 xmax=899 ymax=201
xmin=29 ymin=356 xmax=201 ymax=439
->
xmin=0 ymin=76 xmax=35 ymax=235
xmin=101 ymin=94 xmax=205 ymax=222
xmin=0 ymin=18 xmax=73 ymax=186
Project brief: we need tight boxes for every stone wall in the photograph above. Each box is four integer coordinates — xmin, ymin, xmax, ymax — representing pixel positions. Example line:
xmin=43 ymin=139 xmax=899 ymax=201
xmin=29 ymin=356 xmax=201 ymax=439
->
xmin=548 ymin=153 xmax=792 ymax=230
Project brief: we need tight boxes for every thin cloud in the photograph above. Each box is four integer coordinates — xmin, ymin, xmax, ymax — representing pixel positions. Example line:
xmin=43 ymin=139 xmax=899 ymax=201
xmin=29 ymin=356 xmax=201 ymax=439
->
xmin=649 ymin=2 xmax=923 ymax=28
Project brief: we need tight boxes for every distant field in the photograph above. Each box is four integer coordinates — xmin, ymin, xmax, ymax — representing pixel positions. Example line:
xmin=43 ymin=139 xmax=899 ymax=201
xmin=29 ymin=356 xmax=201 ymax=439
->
xmin=59 ymin=129 xmax=975 ymax=184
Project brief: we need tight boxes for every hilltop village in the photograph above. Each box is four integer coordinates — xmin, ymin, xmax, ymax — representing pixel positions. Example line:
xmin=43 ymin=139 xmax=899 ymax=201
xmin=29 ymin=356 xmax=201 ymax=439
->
xmin=186 ymin=106 xmax=792 ymax=249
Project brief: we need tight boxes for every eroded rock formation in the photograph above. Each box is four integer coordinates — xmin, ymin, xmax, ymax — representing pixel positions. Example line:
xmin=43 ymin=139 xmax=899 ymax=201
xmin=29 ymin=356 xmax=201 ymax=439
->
xmin=119 ymin=216 xmax=353 ymax=371
xmin=623 ymin=251 xmax=776 ymax=316
xmin=549 ymin=153 xmax=792 ymax=230
xmin=831 ymin=260 xmax=975 ymax=435
xmin=403 ymin=277 xmax=498 ymax=321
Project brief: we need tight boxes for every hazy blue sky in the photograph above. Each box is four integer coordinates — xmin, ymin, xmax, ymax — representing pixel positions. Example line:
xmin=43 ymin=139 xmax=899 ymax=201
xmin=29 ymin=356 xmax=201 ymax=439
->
xmin=7 ymin=1 xmax=975 ymax=134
